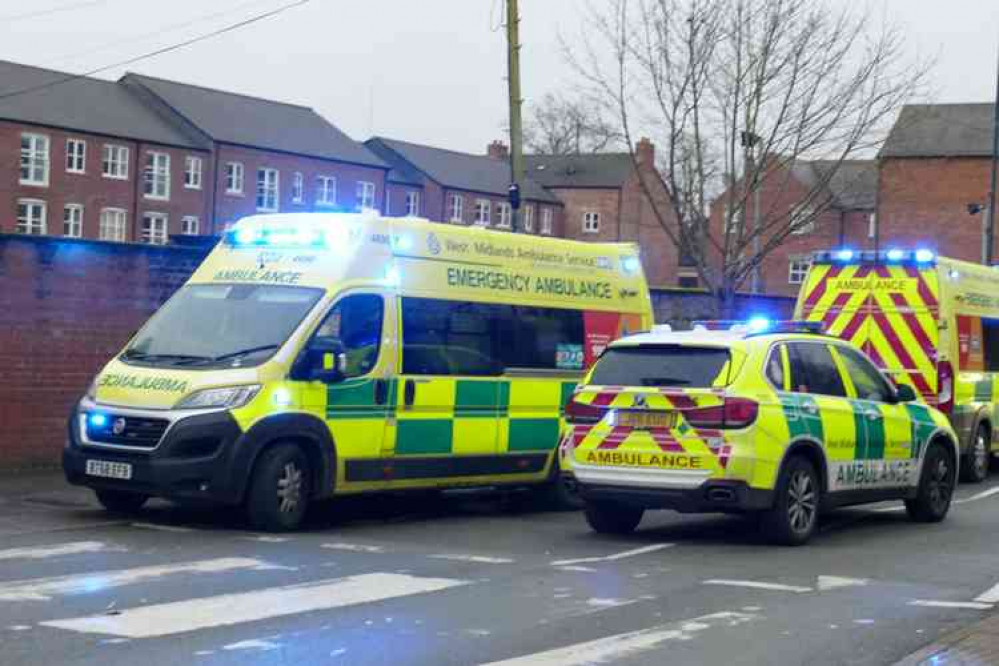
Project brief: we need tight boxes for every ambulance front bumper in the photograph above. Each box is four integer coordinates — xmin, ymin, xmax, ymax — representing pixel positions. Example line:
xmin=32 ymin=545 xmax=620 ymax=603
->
xmin=566 ymin=463 xmax=773 ymax=513
xmin=63 ymin=399 xmax=245 ymax=504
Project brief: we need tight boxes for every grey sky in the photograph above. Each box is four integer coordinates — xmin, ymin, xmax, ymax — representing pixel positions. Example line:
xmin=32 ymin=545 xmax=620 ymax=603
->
xmin=2 ymin=0 xmax=997 ymax=154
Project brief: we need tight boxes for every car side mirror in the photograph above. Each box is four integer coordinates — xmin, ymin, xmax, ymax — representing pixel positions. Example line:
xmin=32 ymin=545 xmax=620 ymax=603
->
xmin=895 ymin=384 xmax=918 ymax=403
xmin=307 ymin=338 xmax=347 ymax=383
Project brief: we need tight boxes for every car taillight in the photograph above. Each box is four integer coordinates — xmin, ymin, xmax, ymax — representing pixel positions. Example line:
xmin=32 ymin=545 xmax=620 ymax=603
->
xmin=938 ymin=361 xmax=954 ymax=415
xmin=684 ymin=398 xmax=759 ymax=429
xmin=565 ymin=397 xmax=605 ymax=424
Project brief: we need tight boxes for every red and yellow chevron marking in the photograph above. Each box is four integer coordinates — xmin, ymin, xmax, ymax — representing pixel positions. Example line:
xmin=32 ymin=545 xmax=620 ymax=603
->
xmin=800 ymin=264 xmax=939 ymax=402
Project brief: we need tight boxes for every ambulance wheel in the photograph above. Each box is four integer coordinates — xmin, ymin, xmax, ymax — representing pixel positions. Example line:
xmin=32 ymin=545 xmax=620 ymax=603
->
xmin=960 ymin=425 xmax=990 ymax=484
xmin=95 ymin=489 xmax=148 ymax=514
xmin=247 ymin=443 xmax=310 ymax=532
xmin=536 ymin=457 xmax=584 ymax=511
xmin=762 ymin=455 xmax=819 ymax=546
xmin=906 ymin=441 xmax=955 ymax=523
xmin=583 ymin=500 xmax=643 ymax=534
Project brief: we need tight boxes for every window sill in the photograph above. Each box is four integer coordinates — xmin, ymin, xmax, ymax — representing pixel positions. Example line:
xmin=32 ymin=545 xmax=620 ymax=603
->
xmin=19 ymin=180 xmax=48 ymax=187
xmin=144 ymin=195 xmax=170 ymax=202
xmin=184 ymin=185 xmax=203 ymax=190
xmin=66 ymin=170 xmax=85 ymax=176
xmin=102 ymin=174 xmax=129 ymax=181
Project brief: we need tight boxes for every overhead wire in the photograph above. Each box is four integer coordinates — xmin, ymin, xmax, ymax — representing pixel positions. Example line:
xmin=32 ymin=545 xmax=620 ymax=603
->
xmin=0 ymin=0 xmax=312 ymax=102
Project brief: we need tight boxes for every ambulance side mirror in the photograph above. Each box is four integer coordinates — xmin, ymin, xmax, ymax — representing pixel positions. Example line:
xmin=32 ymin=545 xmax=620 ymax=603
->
xmin=895 ymin=384 xmax=917 ymax=403
xmin=305 ymin=338 xmax=347 ymax=384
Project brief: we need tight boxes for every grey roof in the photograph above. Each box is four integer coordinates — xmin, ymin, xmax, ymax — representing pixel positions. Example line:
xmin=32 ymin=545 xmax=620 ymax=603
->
xmin=0 ymin=60 xmax=207 ymax=149
xmin=368 ymin=137 xmax=560 ymax=204
xmin=524 ymin=153 xmax=635 ymax=189
xmin=364 ymin=139 xmax=424 ymax=186
xmin=791 ymin=160 xmax=877 ymax=210
xmin=123 ymin=73 xmax=386 ymax=168
xmin=880 ymin=103 xmax=995 ymax=158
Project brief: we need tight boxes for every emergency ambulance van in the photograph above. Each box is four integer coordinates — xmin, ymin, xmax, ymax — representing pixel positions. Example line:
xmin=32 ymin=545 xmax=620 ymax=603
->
xmin=64 ymin=212 xmax=653 ymax=530
xmin=796 ymin=249 xmax=999 ymax=483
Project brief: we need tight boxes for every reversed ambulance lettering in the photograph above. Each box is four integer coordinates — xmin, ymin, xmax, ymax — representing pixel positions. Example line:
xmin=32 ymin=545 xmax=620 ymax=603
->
xmin=99 ymin=374 xmax=188 ymax=393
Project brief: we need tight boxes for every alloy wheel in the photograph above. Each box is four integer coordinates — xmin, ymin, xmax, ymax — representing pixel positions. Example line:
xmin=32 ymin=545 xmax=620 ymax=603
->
xmin=787 ymin=470 xmax=817 ymax=534
xmin=277 ymin=462 xmax=303 ymax=514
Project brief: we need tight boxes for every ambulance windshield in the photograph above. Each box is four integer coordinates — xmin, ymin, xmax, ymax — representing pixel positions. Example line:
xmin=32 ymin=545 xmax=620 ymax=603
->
xmin=591 ymin=346 xmax=732 ymax=388
xmin=121 ymin=284 xmax=323 ymax=368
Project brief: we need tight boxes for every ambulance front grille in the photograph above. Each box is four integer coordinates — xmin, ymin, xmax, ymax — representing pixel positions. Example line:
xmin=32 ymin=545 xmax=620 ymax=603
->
xmin=86 ymin=415 xmax=170 ymax=449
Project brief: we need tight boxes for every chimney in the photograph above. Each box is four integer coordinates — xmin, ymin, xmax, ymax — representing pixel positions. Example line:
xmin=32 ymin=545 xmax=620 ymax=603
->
xmin=635 ymin=137 xmax=655 ymax=166
xmin=487 ymin=140 xmax=509 ymax=160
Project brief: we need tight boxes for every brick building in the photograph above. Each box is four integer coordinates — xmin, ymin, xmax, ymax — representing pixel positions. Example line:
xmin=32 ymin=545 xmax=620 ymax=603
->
xmin=878 ymin=103 xmax=997 ymax=263
xmin=365 ymin=137 xmax=563 ymax=234
xmin=708 ymin=158 xmax=877 ymax=297
xmin=525 ymin=139 xmax=680 ymax=288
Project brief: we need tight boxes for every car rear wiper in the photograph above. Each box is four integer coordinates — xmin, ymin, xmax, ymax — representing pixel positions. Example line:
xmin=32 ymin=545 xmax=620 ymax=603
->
xmin=641 ymin=377 xmax=692 ymax=387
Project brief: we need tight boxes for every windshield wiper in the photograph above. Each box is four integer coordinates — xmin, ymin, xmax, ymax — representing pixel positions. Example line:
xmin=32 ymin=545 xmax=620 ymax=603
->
xmin=121 ymin=351 xmax=212 ymax=364
xmin=206 ymin=344 xmax=281 ymax=363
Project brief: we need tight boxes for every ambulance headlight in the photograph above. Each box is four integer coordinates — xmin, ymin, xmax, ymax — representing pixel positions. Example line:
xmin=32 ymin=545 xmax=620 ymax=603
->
xmin=175 ymin=385 xmax=261 ymax=410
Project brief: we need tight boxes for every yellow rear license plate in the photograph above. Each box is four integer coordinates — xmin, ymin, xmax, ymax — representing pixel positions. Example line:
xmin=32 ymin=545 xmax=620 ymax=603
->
xmin=617 ymin=411 xmax=677 ymax=429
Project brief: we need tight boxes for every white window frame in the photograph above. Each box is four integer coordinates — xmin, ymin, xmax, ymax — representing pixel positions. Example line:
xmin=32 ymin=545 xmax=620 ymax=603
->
xmin=356 ymin=181 xmax=376 ymax=210
xmin=102 ymin=144 xmax=129 ymax=180
xmin=788 ymin=256 xmax=812 ymax=284
xmin=497 ymin=202 xmax=512 ymax=229
xmin=868 ymin=212 xmax=877 ymax=239
xmin=181 ymin=215 xmax=199 ymax=235
xmin=474 ymin=199 xmax=491 ymax=226
xmin=184 ymin=156 xmax=203 ymax=190
xmin=225 ymin=162 xmax=244 ymax=194
xmin=523 ymin=205 xmax=534 ymax=232
xmin=541 ymin=207 xmax=553 ymax=235
xmin=316 ymin=175 xmax=337 ymax=207
xmin=143 ymin=151 xmax=170 ymax=200
xmin=20 ymin=133 xmax=49 ymax=186
xmin=99 ymin=208 xmax=128 ymax=242
xmin=582 ymin=211 xmax=600 ymax=234
xmin=141 ymin=212 xmax=169 ymax=245
xmin=257 ymin=168 xmax=279 ymax=212
xmin=405 ymin=190 xmax=420 ymax=217
xmin=292 ymin=172 xmax=304 ymax=204
xmin=448 ymin=193 xmax=464 ymax=223
xmin=790 ymin=204 xmax=816 ymax=235
xmin=66 ymin=138 xmax=86 ymax=174
xmin=16 ymin=199 xmax=47 ymax=235
xmin=63 ymin=203 xmax=83 ymax=238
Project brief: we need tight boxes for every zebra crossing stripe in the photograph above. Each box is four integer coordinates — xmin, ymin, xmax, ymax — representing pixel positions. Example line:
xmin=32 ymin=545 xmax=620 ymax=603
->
xmin=41 ymin=573 xmax=469 ymax=638
xmin=0 ymin=557 xmax=276 ymax=601
xmin=0 ymin=542 xmax=115 ymax=561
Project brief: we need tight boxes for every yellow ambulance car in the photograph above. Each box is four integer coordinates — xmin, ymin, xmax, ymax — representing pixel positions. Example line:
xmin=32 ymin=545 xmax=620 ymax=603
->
xmin=796 ymin=249 xmax=999 ymax=483
xmin=63 ymin=213 xmax=653 ymax=530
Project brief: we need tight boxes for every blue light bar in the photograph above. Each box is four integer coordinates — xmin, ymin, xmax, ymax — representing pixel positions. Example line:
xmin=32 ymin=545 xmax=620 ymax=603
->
xmin=886 ymin=248 xmax=905 ymax=261
xmin=621 ymin=256 xmax=641 ymax=273
xmin=833 ymin=249 xmax=855 ymax=262
xmin=914 ymin=249 xmax=935 ymax=263
xmin=747 ymin=316 xmax=771 ymax=333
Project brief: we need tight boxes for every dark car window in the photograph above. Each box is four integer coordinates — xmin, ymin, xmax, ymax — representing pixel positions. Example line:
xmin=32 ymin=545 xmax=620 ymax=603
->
xmin=787 ymin=342 xmax=847 ymax=398
xmin=766 ymin=344 xmax=786 ymax=390
xmin=837 ymin=346 xmax=894 ymax=402
xmin=590 ymin=345 xmax=731 ymax=388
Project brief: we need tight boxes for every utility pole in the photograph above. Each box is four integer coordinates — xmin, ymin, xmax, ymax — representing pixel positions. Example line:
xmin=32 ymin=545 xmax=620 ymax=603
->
xmin=986 ymin=41 xmax=999 ymax=264
xmin=506 ymin=0 xmax=525 ymax=232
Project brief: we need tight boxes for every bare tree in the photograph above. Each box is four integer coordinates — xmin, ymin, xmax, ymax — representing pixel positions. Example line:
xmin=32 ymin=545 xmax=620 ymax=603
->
xmin=566 ymin=0 xmax=929 ymax=314
xmin=524 ymin=92 xmax=624 ymax=154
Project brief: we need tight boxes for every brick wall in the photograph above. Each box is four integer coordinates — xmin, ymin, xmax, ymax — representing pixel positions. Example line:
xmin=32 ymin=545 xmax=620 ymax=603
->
xmin=651 ymin=288 xmax=796 ymax=327
xmin=0 ymin=234 xmax=209 ymax=469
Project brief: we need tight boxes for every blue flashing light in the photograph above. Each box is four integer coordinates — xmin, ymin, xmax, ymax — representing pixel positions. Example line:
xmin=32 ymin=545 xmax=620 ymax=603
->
xmin=747 ymin=317 xmax=772 ymax=333
xmin=88 ymin=413 xmax=108 ymax=428
xmin=621 ymin=256 xmax=641 ymax=273
xmin=235 ymin=228 xmax=259 ymax=245
xmin=833 ymin=249 xmax=855 ymax=262
xmin=914 ymin=249 xmax=935 ymax=263
xmin=886 ymin=248 xmax=905 ymax=261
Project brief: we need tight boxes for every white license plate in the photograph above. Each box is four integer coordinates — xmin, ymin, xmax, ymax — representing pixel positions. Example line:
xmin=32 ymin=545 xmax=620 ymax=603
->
xmin=86 ymin=459 xmax=133 ymax=480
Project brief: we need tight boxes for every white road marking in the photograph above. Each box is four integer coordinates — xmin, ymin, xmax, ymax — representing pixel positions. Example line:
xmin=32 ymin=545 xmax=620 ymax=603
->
xmin=954 ymin=486 xmax=999 ymax=505
xmin=0 ymin=557 xmax=276 ymax=601
xmin=557 ymin=566 xmax=597 ymax=573
xmin=6 ymin=625 xmax=31 ymax=631
xmin=243 ymin=536 xmax=291 ymax=543
xmin=703 ymin=579 xmax=812 ymax=594
xmin=320 ymin=543 xmax=385 ymax=554
xmin=975 ymin=581 xmax=999 ymax=604
xmin=550 ymin=544 xmax=673 ymax=567
xmin=223 ymin=639 xmax=280 ymax=651
xmin=429 ymin=554 xmax=514 ymax=565
xmin=909 ymin=600 xmax=994 ymax=610
xmin=816 ymin=576 xmax=868 ymax=591
xmin=0 ymin=541 xmax=114 ymax=561
xmin=42 ymin=573 xmax=469 ymax=638
xmin=131 ymin=523 xmax=195 ymax=533
xmin=477 ymin=611 xmax=758 ymax=666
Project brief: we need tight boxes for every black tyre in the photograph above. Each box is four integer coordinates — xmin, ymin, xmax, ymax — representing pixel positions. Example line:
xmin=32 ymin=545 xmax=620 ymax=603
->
xmin=95 ymin=489 xmax=148 ymax=514
xmin=583 ymin=500 xmax=644 ymax=534
xmin=906 ymin=441 xmax=956 ymax=523
xmin=762 ymin=456 xmax=819 ymax=546
xmin=246 ymin=443 xmax=311 ymax=532
xmin=535 ymin=456 xmax=584 ymax=511
xmin=960 ymin=425 xmax=990 ymax=484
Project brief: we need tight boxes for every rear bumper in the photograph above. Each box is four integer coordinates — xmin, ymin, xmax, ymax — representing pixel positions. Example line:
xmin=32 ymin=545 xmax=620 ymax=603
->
xmin=564 ymin=473 xmax=773 ymax=513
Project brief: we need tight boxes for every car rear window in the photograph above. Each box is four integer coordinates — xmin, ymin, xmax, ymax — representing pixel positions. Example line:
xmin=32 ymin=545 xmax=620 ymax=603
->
xmin=590 ymin=345 xmax=732 ymax=388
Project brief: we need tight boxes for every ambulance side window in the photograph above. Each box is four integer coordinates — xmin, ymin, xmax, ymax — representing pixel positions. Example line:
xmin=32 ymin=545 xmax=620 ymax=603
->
xmin=766 ymin=345 xmax=786 ymax=390
xmin=314 ymin=294 xmax=384 ymax=378
xmin=837 ymin=346 xmax=893 ymax=403
xmin=787 ymin=342 xmax=847 ymax=398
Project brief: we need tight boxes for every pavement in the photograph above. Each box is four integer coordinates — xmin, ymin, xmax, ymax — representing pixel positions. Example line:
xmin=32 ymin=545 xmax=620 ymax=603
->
xmin=1 ymin=471 xmax=999 ymax=665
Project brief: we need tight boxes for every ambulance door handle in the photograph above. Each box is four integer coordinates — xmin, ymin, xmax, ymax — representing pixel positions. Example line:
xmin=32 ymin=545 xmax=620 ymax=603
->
xmin=404 ymin=379 xmax=416 ymax=407
xmin=373 ymin=379 xmax=388 ymax=406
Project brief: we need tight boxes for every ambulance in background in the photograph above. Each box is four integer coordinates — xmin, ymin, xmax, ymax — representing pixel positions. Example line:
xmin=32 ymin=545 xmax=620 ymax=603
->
xmin=795 ymin=249 xmax=999 ymax=482
xmin=64 ymin=213 xmax=653 ymax=531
